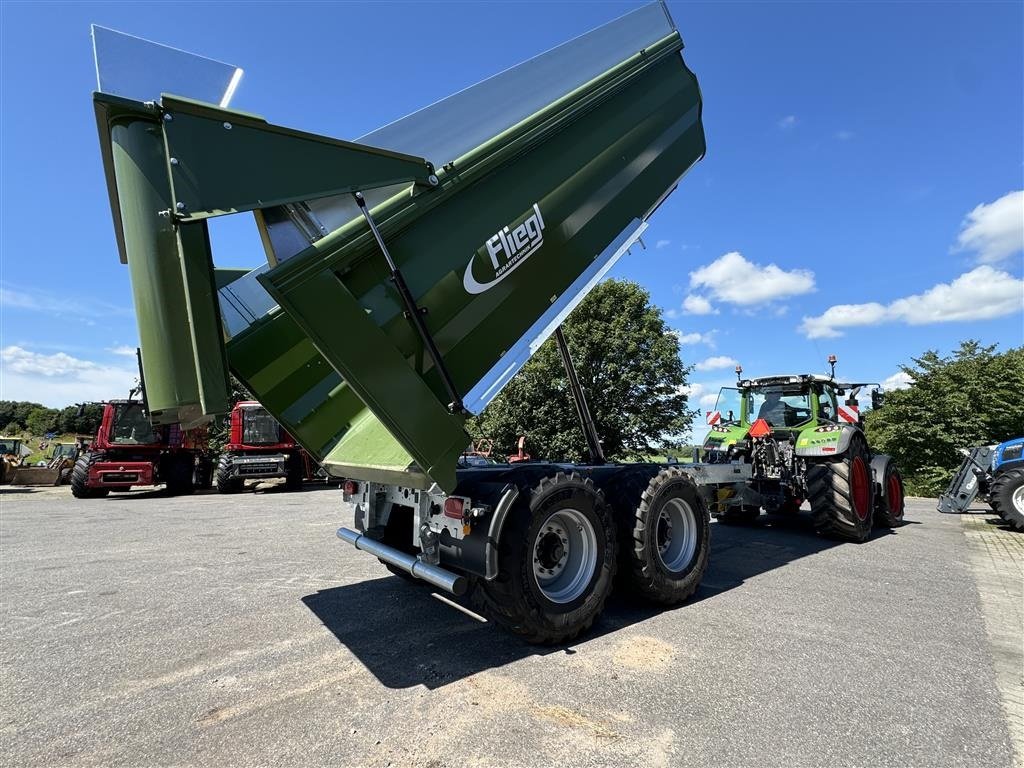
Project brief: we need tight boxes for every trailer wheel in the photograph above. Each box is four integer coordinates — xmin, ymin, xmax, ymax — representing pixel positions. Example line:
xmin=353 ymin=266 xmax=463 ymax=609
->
xmin=807 ymin=436 xmax=873 ymax=542
xmin=990 ymin=468 xmax=1024 ymax=532
xmin=717 ymin=505 xmax=760 ymax=525
xmin=873 ymin=461 xmax=905 ymax=528
xmin=479 ymin=472 xmax=616 ymax=644
xmin=627 ymin=468 xmax=710 ymax=604
xmin=215 ymin=454 xmax=244 ymax=494
xmin=70 ymin=452 xmax=109 ymax=499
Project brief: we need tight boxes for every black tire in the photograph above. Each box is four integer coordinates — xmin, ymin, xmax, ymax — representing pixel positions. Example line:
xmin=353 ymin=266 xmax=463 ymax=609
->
xmin=193 ymin=457 xmax=214 ymax=490
xmin=70 ymin=452 xmax=109 ymax=499
xmin=164 ymin=455 xmax=196 ymax=496
xmin=717 ymin=505 xmax=760 ymax=525
xmin=626 ymin=468 xmax=710 ymax=604
xmin=990 ymin=468 xmax=1024 ymax=532
xmin=807 ymin=436 xmax=873 ymax=542
xmin=285 ymin=453 xmax=304 ymax=491
xmin=215 ymin=454 xmax=244 ymax=494
xmin=873 ymin=461 xmax=905 ymax=528
xmin=478 ymin=472 xmax=616 ymax=644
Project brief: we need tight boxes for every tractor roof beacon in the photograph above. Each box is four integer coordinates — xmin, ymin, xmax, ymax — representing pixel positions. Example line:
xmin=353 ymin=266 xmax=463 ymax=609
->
xmin=701 ymin=356 xmax=904 ymax=543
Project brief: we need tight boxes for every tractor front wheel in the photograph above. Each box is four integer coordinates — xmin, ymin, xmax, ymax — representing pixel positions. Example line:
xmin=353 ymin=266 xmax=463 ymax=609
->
xmin=70 ymin=452 xmax=109 ymax=499
xmin=807 ymin=437 xmax=874 ymax=542
xmin=990 ymin=468 xmax=1024 ymax=532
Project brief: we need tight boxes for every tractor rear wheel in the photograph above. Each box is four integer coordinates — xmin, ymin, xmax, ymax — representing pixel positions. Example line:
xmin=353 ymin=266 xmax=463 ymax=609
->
xmin=478 ymin=472 xmax=616 ymax=644
xmin=718 ymin=505 xmax=760 ymax=525
xmin=215 ymin=454 xmax=244 ymax=494
xmin=626 ymin=468 xmax=710 ymax=604
xmin=70 ymin=452 xmax=109 ymax=499
xmin=990 ymin=468 xmax=1024 ymax=532
xmin=807 ymin=437 xmax=874 ymax=542
xmin=874 ymin=461 xmax=905 ymax=528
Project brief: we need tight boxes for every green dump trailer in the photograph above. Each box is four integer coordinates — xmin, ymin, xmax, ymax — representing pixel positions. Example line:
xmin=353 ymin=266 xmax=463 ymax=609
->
xmin=92 ymin=2 xmax=712 ymax=642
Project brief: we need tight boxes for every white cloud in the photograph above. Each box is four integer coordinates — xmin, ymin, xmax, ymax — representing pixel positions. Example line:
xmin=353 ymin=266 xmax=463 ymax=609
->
xmin=699 ymin=393 xmax=720 ymax=409
xmin=881 ymin=371 xmax=914 ymax=391
xmin=670 ymin=330 xmax=717 ymax=347
xmin=106 ymin=345 xmax=137 ymax=357
xmin=799 ymin=265 xmax=1024 ymax=338
xmin=835 ymin=130 xmax=855 ymax=141
xmin=778 ymin=115 xmax=797 ymax=129
xmin=695 ymin=355 xmax=740 ymax=372
xmin=689 ymin=251 xmax=815 ymax=307
xmin=1 ymin=283 xmax=131 ymax=318
xmin=1 ymin=346 xmax=136 ymax=407
xmin=954 ymin=190 xmax=1024 ymax=264
xmin=655 ymin=239 xmax=671 ymax=249
xmin=682 ymin=294 xmax=718 ymax=315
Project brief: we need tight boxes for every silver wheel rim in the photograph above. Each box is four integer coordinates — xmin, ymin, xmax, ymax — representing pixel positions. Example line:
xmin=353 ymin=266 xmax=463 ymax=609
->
xmin=1013 ymin=485 xmax=1024 ymax=515
xmin=532 ymin=508 xmax=598 ymax=604
xmin=657 ymin=498 xmax=698 ymax=573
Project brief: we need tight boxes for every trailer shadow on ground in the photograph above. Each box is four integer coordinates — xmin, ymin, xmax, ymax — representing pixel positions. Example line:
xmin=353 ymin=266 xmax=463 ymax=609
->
xmin=303 ymin=513 xmax=902 ymax=690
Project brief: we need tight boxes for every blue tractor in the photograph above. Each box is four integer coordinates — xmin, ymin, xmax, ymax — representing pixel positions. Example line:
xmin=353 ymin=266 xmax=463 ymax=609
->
xmin=938 ymin=437 xmax=1024 ymax=530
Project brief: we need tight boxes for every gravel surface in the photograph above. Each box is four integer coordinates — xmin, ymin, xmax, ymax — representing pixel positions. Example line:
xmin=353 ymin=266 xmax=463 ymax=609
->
xmin=0 ymin=486 xmax=1018 ymax=767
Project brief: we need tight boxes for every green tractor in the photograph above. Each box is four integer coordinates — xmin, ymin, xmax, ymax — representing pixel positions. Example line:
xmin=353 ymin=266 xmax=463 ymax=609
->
xmin=700 ymin=357 xmax=904 ymax=542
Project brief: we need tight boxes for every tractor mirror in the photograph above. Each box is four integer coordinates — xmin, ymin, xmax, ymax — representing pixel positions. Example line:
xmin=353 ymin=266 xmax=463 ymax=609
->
xmin=871 ymin=390 xmax=885 ymax=410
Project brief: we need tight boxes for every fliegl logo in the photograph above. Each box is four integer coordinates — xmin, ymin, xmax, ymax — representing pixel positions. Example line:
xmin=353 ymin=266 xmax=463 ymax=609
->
xmin=463 ymin=203 xmax=545 ymax=295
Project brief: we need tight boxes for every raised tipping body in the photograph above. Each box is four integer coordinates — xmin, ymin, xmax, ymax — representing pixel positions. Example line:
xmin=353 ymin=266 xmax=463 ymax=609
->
xmin=93 ymin=2 xmax=709 ymax=640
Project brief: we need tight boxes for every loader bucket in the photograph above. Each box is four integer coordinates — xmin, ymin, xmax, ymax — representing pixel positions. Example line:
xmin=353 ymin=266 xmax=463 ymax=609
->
xmin=94 ymin=2 xmax=705 ymax=492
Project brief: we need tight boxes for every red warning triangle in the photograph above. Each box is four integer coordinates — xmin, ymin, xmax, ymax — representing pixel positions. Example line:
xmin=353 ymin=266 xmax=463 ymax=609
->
xmin=749 ymin=418 xmax=772 ymax=438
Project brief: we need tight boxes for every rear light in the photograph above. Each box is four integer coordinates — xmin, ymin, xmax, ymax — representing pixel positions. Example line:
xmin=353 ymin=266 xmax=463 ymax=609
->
xmin=343 ymin=480 xmax=359 ymax=496
xmin=443 ymin=497 xmax=466 ymax=519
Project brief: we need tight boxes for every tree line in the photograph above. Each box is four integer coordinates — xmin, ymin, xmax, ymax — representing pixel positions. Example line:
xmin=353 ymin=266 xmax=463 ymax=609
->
xmin=865 ymin=341 xmax=1024 ymax=496
xmin=0 ymin=401 xmax=105 ymax=437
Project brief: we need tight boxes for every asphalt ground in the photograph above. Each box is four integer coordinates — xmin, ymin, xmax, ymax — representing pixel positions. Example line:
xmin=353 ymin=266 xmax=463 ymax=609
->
xmin=1 ymin=485 xmax=1020 ymax=767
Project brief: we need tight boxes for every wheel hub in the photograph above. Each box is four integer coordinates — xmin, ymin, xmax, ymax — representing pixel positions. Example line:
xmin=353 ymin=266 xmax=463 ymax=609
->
xmin=536 ymin=529 xmax=567 ymax=572
xmin=656 ymin=498 xmax=698 ymax=573
xmin=1013 ymin=485 xmax=1024 ymax=514
xmin=532 ymin=509 xmax=598 ymax=604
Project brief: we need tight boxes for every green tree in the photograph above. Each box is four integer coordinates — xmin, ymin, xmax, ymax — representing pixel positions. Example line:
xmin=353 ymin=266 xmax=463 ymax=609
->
xmin=865 ymin=341 xmax=1024 ymax=495
xmin=206 ymin=376 xmax=254 ymax=459
xmin=468 ymin=279 xmax=693 ymax=462
xmin=25 ymin=407 xmax=58 ymax=436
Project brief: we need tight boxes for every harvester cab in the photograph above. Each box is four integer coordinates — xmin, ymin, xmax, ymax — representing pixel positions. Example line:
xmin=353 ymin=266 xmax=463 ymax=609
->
xmin=70 ymin=399 xmax=211 ymax=498
xmin=215 ymin=401 xmax=312 ymax=493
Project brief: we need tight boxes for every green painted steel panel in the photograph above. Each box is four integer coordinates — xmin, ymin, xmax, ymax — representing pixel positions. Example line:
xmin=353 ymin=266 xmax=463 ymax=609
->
xmin=257 ymin=38 xmax=705 ymax=491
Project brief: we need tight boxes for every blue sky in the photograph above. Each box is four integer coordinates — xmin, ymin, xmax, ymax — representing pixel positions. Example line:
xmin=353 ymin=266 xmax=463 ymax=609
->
xmin=1 ymin=1 xmax=1022 ymax=444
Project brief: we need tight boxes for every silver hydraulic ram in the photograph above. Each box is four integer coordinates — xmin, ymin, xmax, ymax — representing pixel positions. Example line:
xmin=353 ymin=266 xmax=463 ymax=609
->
xmin=336 ymin=527 xmax=468 ymax=596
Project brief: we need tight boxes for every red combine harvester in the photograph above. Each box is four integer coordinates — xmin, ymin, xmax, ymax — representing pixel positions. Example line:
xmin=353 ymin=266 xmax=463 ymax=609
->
xmin=70 ymin=400 xmax=211 ymax=498
xmin=215 ymin=401 xmax=312 ymax=493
